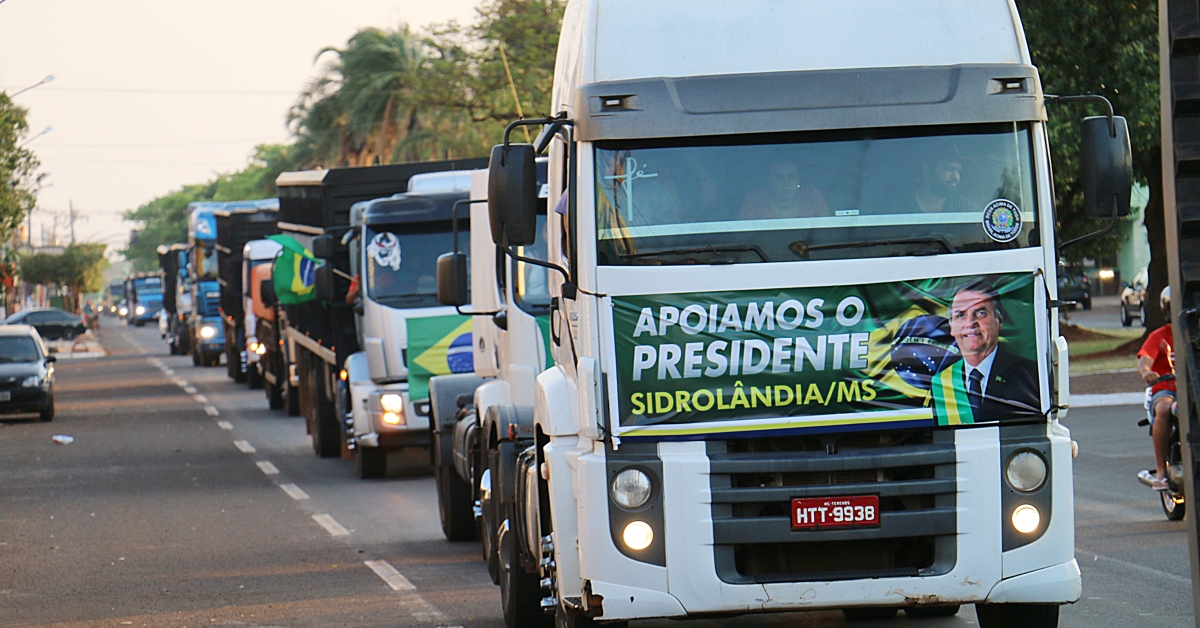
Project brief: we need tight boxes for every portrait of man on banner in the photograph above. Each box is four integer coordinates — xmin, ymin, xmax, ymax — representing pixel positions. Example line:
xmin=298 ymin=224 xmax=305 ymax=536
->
xmin=931 ymin=280 xmax=1041 ymax=425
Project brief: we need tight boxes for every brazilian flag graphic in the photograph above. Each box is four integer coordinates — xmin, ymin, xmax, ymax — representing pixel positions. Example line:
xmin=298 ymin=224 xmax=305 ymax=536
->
xmin=406 ymin=315 xmax=474 ymax=399
xmin=267 ymin=235 xmax=321 ymax=305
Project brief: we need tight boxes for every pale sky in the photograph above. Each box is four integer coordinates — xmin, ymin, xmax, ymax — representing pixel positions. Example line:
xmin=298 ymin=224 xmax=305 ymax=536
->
xmin=0 ymin=0 xmax=480 ymax=258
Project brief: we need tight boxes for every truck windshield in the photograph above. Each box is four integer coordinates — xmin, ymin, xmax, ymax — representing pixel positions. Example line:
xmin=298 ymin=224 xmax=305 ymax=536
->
xmin=594 ymin=122 xmax=1037 ymax=265
xmin=364 ymin=224 xmax=466 ymax=308
xmin=195 ymin=244 xmax=218 ymax=280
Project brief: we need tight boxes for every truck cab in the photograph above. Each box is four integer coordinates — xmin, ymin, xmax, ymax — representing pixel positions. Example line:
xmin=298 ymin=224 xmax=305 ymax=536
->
xmin=188 ymin=203 xmax=226 ymax=367
xmin=213 ymin=200 xmax=279 ymax=383
xmin=156 ymin=243 xmax=190 ymax=354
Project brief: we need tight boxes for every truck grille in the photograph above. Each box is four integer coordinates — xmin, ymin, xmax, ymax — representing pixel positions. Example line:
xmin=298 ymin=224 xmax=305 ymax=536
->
xmin=708 ymin=429 xmax=957 ymax=583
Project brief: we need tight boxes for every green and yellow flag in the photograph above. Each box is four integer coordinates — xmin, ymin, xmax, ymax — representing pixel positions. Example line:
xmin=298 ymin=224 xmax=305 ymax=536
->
xmin=406 ymin=315 xmax=474 ymax=400
xmin=930 ymin=361 xmax=975 ymax=426
xmin=267 ymin=234 xmax=322 ymax=305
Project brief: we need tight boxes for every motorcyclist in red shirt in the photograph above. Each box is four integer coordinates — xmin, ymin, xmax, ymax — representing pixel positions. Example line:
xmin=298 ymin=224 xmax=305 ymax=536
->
xmin=1136 ymin=287 xmax=1176 ymax=491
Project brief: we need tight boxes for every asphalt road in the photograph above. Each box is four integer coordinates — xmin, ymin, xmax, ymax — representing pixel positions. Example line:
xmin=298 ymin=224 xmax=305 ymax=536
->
xmin=0 ymin=323 xmax=1192 ymax=627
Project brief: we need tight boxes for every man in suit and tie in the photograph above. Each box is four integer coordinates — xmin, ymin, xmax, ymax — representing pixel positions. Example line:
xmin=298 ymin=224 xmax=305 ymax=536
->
xmin=933 ymin=281 xmax=1041 ymax=424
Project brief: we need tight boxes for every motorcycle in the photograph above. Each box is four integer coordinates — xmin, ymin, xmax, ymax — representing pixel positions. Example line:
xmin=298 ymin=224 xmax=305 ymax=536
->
xmin=1136 ymin=373 xmax=1186 ymax=521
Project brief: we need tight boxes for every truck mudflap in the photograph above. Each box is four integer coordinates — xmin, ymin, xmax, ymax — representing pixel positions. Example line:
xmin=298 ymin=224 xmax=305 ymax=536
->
xmin=428 ymin=374 xmax=486 ymax=473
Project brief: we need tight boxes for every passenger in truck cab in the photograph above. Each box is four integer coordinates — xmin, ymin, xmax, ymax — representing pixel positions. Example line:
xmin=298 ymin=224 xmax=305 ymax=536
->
xmin=737 ymin=160 xmax=828 ymax=220
xmin=937 ymin=281 xmax=1040 ymax=423
xmin=912 ymin=143 xmax=973 ymax=214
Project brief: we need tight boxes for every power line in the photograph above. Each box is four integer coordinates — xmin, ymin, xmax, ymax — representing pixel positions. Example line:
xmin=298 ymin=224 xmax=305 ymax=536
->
xmin=3 ymin=86 xmax=296 ymax=96
xmin=37 ymin=136 xmax=284 ymax=149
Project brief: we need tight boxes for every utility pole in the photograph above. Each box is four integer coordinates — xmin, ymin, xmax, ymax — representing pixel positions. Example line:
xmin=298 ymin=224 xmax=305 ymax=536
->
xmin=68 ymin=200 xmax=76 ymax=244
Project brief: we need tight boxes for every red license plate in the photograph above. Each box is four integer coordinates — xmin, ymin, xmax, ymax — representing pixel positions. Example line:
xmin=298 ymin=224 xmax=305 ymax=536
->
xmin=792 ymin=495 xmax=880 ymax=530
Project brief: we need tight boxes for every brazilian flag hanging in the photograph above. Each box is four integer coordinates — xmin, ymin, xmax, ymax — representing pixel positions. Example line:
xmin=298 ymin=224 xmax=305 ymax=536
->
xmin=266 ymin=235 xmax=322 ymax=305
xmin=406 ymin=315 xmax=474 ymax=400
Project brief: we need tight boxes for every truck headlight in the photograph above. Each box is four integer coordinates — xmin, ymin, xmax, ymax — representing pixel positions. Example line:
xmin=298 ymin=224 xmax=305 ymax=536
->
xmin=380 ymin=393 xmax=404 ymax=413
xmin=610 ymin=468 xmax=653 ymax=509
xmin=1011 ymin=504 xmax=1041 ymax=534
xmin=118 ymin=307 xmax=128 ymax=316
xmin=382 ymin=411 xmax=404 ymax=425
xmin=622 ymin=521 xmax=654 ymax=550
xmin=135 ymin=305 xmax=146 ymax=315
xmin=1006 ymin=451 xmax=1047 ymax=492
xmin=21 ymin=375 xmax=40 ymax=388
xmin=199 ymin=325 xmax=217 ymax=339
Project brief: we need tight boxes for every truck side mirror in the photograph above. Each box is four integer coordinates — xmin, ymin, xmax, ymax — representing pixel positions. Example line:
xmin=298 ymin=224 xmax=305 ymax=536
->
xmin=312 ymin=235 xmax=336 ymax=259
xmin=488 ymin=143 xmax=538 ymax=246
xmin=437 ymin=252 xmax=469 ymax=307
xmin=1080 ymin=115 xmax=1133 ymax=219
xmin=314 ymin=265 xmax=334 ymax=302
xmin=260 ymin=278 xmax=277 ymax=307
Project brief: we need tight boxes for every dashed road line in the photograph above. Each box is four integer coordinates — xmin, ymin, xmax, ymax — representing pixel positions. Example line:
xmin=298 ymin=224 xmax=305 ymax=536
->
xmin=183 ymin=385 xmax=198 ymax=394
xmin=172 ymin=378 xmax=187 ymax=387
xmin=204 ymin=405 xmax=219 ymax=416
xmin=364 ymin=559 xmax=415 ymax=591
xmin=193 ymin=394 xmax=208 ymax=403
xmin=280 ymin=483 xmax=310 ymax=500
xmin=233 ymin=440 xmax=256 ymax=454
xmin=216 ymin=421 xmax=233 ymax=430
xmin=312 ymin=514 xmax=350 ymax=537
xmin=256 ymin=461 xmax=280 ymax=475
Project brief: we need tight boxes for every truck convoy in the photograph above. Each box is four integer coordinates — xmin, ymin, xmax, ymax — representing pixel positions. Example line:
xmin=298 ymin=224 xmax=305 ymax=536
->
xmin=123 ymin=273 xmax=163 ymax=327
xmin=427 ymin=1 xmax=1133 ymax=627
xmin=156 ymin=243 xmax=191 ymax=355
xmin=267 ymin=158 xmax=486 ymax=468
xmin=213 ymin=200 xmax=279 ymax=384
xmin=187 ymin=202 xmax=227 ymax=367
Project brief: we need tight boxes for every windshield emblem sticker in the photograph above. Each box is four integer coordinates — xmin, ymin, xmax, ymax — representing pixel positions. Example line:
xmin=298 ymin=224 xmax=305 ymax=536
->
xmin=603 ymin=156 xmax=658 ymax=222
xmin=982 ymin=199 xmax=1022 ymax=243
xmin=368 ymin=232 xmax=402 ymax=271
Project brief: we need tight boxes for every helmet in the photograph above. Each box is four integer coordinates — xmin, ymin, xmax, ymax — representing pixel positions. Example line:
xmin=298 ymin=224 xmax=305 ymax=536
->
xmin=1161 ymin=286 xmax=1172 ymax=317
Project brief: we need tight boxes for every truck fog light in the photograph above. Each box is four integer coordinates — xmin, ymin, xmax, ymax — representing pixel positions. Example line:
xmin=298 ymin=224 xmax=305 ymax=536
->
xmin=380 ymin=393 xmax=404 ymax=413
xmin=200 ymin=325 xmax=217 ymax=339
xmin=339 ymin=369 xmax=348 ymax=381
xmin=610 ymin=468 xmax=652 ymax=509
xmin=1011 ymin=504 xmax=1040 ymax=533
xmin=622 ymin=521 xmax=653 ymax=550
xmin=382 ymin=411 xmax=403 ymax=425
xmin=1006 ymin=451 xmax=1047 ymax=492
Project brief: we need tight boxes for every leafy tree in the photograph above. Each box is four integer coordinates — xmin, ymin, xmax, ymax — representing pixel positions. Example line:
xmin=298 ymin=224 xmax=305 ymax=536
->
xmin=0 ymin=93 xmax=42 ymax=244
xmin=1018 ymin=0 xmax=1166 ymax=328
xmin=19 ymin=243 xmax=107 ymax=313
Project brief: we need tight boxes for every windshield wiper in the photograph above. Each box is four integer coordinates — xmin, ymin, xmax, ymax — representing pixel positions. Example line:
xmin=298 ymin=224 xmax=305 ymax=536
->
xmin=618 ymin=245 xmax=768 ymax=264
xmin=801 ymin=237 xmax=957 ymax=257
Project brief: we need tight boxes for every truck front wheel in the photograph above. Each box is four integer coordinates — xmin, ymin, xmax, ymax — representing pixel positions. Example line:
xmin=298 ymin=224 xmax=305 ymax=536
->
xmin=247 ymin=363 xmax=263 ymax=389
xmin=497 ymin=521 xmax=552 ymax=628
xmin=975 ymin=604 xmax=1058 ymax=628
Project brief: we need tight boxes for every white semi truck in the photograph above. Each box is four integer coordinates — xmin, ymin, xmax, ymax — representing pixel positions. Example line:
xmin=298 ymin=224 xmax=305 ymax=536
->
xmin=433 ymin=1 xmax=1133 ymax=626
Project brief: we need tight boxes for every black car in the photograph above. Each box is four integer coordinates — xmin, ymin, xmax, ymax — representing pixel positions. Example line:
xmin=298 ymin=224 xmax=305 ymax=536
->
xmin=4 ymin=307 xmax=87 ymax=341
xmin=0 ymin=325 xmax=55 ymax=421
xmin=1057 ymin=268 xmax=1092 ymax=310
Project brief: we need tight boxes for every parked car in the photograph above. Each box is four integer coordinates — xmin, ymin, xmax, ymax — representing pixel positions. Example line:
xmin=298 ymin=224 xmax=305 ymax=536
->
xmin=1057 ymin=267 xmax=1092 ymax=310
xmin=0 ymin=325 xmax=55 ymax=421
xmin=3 ymin=307 xmax=87 ymax=341
xmin=1120 ymin=266 xmax=1149 ymax=327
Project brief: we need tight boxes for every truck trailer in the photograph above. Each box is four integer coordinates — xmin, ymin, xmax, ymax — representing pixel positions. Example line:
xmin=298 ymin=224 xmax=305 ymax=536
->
xmin=213 ymin=199 xmax=279 ymax=383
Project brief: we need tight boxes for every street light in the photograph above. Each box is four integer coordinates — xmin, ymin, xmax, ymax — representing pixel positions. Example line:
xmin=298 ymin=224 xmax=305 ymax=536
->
xmin=17 ymin=126 xmax=51 ymax=148
xmin=9 ymin=75 xmax=54 ymax=98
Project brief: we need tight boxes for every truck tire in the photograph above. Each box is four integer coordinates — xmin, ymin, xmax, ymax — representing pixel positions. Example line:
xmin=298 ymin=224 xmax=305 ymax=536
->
xmin=285 ymin=375 xmax=300 ymax=416
xmin=192 ymin=348 xmax=201 ymax=367
xmin=266 ymin=375 xmax=284 ymax=409
xmin=905 ymin=605 xmax=960 ymax=618
xmin=436 ymin=465 xmax=477 ymax=541
xmin=309 ymin=363 xmax=340 ymax=459
xmin=225 ymin=337 xmax=238 ymax=380
xmin=975 ymin=604 xmax=1058 ymax=628
xmin=357 ymin=445 xmax=387 ymax=479
xmin=497 ymin=521 xmax=552 ymax=628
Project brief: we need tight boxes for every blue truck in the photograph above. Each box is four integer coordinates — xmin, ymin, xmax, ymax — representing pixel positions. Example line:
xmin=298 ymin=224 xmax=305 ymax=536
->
xmin=187 ymin=203 xmax=226 ymax=367
xmin=124 ymin=273 xmax=163 ymax=327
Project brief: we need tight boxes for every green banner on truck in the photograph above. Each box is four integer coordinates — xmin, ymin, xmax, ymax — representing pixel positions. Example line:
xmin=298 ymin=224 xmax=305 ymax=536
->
xmin=611 ymin=273 xmax=1043 ymax=439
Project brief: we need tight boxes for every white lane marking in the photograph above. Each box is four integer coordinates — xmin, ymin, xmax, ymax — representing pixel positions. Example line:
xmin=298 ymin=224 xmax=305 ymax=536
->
xmin=364 ymin=559 xmax=415 ymax=591
xmin=183 ymin=386 xmax=198 ymax=394
xmin=1071 ymin=392 xmax=1144 ymax=408
xmin=280 ymin=483 xmax=310 ymax=500
xmin=193 ymin=394 xmax=208 ymax=403
xmin=163 ymin=368 xmax=174 ymax=376
xmin=1077 ymin=546 xmax=1193 ymax=585
xmin=173 ymin=378 xmax=186 ymax=387
xmin=216 ymin=421 xmax=233 ymax=430
xmin=204 ymin=405 xmax=219 ymax=416
xmin=233 ymin=440 xmax=256 ymax=454
xmin=312 ymin=513 xmax=350 ymax=537
xmin=256 ymin=461 xmax=280 ymax=475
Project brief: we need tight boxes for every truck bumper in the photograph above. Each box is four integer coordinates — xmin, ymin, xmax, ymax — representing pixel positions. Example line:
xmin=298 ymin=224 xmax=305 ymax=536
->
xmin=356 ymin=383 xmax=432 ymax=449
xmin=555 ymin=425 xmax=1078 ymax=621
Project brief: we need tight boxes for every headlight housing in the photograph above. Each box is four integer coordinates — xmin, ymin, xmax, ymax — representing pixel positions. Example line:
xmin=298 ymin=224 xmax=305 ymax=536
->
xmin=21 ymin=375 xmax=40 ymax=388
xmin=611 ymin=468 xmax=653 ymax=509
xmin=380 ymin=393 xmax=404 ymax=413
xmin=135 ymin=305 xmax=146 ymax=315
xmin=1006 ymin=451 xmax=1048 ymax=492
xmin=118 ymin=307 xmax=128 ymax=316
xmin=199 ymin=325 xmax=217 ymax=339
